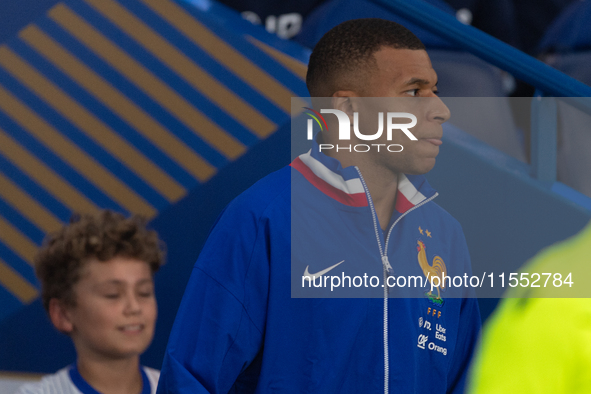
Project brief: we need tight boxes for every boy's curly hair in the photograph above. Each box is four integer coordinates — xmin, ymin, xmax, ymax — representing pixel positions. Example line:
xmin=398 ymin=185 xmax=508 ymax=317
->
xmin=35 ymin=210 xmax=165 ymax=312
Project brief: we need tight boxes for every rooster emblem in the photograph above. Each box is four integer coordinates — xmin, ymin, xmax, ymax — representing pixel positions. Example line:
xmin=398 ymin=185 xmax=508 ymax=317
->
xmin=417 ymin=240 xmax=447 ymax=301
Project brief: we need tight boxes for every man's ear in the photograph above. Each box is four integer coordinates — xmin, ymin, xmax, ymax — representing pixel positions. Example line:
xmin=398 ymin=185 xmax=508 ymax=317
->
xmin=331 ymin=91 xmax=360 ymax=119
xmin=48 ymin=298 xmax=74 ymax=334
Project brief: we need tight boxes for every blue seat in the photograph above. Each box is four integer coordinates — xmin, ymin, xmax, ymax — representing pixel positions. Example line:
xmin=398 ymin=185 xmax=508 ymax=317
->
xmin=429 ymin=50 xmax=525 ymax=162
xmin=538 ymin=1 xmax=591 ymax=197
xmin=538 ymin=1 xmax=591 ymax=55
xmin=543 ymin=52 xmax=591 ymax=198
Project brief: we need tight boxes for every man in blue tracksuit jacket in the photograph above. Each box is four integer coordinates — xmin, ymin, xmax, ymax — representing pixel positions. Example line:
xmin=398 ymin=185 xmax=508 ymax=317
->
xmin=157 ymin=18 xmax=480 ymax=393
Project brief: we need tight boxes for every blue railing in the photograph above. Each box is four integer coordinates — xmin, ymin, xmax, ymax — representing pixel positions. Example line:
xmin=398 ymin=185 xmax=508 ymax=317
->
xmin=373 ymin=0 xmax=591 ymax=183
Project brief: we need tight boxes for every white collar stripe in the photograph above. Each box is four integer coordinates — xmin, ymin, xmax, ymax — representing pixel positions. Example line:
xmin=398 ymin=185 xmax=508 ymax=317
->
xmin=398 ymin=174 xmax=427 ymax=205
xmin=299 ymin=152 xmax=365 ymax=195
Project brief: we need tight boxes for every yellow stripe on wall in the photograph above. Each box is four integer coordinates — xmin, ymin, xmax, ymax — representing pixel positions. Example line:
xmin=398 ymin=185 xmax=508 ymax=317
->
xmin=19 ymin=25 xmax=216 ymax=183
xmin=0 ymin=258 xmax=38 ymax=304
xmin=0 ymin=215 xmax=38 ymax=266
xmin=0 ymin=128 xmax=99 ymax=215
xmin=49 ymin=4 xmax=246 ymax=161
xmin=84 ymin=0 xmax=277 ymax=139
xmin=0 ymin=44 xmax=185 ymax=204
xmin=0 ymin=172 xmax=63 ymax=234
xmin=246 ymin=36 xmax=307 ymax=81
xmin=140 ymin=0 xmax=300 ymax=114
xmin=0 ymin=84 xmax=157 ymax=218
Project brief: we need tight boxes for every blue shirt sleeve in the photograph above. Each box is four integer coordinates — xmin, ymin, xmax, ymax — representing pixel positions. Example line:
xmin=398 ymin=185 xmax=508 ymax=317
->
xmin=447 ymin=296 xmax=481 ymax=393
xmin=446 ymin=224 xmax=482 ymax=394
xmin=157 ymin=199 xmax=271 ymax=393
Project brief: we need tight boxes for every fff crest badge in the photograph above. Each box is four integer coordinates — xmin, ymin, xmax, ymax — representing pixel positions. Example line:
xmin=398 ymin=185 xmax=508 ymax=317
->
xmin=417 ymin=226 xmax=446 ymax=306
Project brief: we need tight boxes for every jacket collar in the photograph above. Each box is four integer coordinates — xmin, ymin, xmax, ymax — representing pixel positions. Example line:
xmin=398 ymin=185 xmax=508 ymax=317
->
xmin=290 ymin=141 xmax=437 ymax=214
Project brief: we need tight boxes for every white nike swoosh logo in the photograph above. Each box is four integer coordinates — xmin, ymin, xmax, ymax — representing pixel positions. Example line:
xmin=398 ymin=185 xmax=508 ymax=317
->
xmin=303 ymin=260 xmax=345 ymax=281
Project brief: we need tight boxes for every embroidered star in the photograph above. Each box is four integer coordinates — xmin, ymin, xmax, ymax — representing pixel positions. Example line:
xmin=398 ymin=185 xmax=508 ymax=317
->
xmin=426 ymin=229 xmax=432 ymax=238
xmin=419 ymin=226 xmax=424 ymax=235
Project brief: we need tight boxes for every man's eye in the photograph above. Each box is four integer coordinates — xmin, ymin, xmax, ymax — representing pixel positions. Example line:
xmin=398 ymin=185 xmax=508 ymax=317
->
xmin=406 ymin=89 xmax=419 ymax=96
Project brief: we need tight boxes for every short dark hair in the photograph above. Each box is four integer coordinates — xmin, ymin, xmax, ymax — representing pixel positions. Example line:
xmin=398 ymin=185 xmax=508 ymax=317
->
xmin=35 ymin=210 xmax=165 ymax=312
xmin=306 ymin=18 xmax=426 ymax=97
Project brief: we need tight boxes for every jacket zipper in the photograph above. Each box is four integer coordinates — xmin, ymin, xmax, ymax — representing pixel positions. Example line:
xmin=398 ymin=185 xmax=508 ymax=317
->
xmin=355 ymin=167 xmax=437 ymax=394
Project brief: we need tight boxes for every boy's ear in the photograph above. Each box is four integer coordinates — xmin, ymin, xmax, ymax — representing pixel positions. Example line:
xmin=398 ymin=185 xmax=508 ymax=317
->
xmin=48 ymin=298 xmax=74 ymax=334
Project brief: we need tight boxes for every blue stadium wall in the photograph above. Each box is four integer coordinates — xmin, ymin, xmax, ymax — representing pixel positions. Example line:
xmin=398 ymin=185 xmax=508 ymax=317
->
xmin=0 ymin=0 xmax=307 ymax=372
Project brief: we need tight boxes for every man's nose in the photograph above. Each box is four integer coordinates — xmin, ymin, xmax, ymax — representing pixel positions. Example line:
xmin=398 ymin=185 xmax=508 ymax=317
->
xmin=426 ymin=95 xmax=451 ymax=124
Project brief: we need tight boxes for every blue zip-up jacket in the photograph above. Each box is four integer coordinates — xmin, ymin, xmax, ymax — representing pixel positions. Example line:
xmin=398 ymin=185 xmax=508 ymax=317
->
xmin=157 ymin=147 xmax=481 ymax=393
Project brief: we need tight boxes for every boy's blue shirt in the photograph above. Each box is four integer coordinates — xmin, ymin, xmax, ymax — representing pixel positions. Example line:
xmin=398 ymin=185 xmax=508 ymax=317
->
xmin=157 ymin=147 xmax=481 ymax=393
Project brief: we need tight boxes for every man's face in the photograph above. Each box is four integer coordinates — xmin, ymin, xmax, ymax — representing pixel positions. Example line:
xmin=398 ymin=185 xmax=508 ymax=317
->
xmin=353 ymin=46 xmax=450 ymax=175
xmin=64 ymin=257 xmax=157 ymax=360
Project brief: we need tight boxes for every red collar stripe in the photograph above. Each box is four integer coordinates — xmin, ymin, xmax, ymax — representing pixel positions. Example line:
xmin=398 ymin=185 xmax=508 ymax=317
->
xmin=394 ymin=191 xmax=414 ymax=213
xmin=291 ymin=156 xmax=368 ymax=207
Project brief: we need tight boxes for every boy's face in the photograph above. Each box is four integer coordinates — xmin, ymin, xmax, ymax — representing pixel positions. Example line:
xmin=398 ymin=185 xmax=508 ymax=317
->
xmin=62 ymin=257 xmax=157 ymax=360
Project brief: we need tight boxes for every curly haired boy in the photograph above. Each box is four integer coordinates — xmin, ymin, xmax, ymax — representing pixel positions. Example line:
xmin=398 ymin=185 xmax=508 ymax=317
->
xmin=16 ymin=210 xmax=165 ymax=394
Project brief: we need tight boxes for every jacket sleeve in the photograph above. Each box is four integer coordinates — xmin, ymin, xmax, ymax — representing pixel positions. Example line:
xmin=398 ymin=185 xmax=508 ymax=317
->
xmin=447 ymin=296 xmax=481 ymax=393
xmin=446 ymin=224 xmax=482 ymax=394
xmin=156 ymin=200 xmax=271 ymax=394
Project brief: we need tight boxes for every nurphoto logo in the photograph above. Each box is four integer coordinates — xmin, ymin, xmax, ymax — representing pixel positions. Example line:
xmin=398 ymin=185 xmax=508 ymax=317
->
xmin=304 ymin=107 xmax=417 ymax=153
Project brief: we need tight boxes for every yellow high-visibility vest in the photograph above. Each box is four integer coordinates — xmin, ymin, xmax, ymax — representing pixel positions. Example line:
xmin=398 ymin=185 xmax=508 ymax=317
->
xmin=468 ymin=221 xmax=591 ymax=394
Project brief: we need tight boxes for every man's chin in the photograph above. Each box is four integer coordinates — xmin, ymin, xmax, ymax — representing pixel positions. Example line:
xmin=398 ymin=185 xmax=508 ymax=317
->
xmin=405 ymin=158 xmax=436 ymax=175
